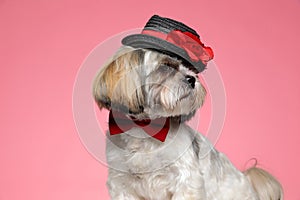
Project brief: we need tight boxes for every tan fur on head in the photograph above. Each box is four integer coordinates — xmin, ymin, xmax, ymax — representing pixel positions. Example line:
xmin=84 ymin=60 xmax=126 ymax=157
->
xmin=93 ymin=47 xmax=146 ymax=114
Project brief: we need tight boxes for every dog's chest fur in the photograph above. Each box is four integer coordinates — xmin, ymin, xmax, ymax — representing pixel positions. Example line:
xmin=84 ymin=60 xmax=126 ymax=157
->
xmin=106 ymin=123 xmax=257 ymax=200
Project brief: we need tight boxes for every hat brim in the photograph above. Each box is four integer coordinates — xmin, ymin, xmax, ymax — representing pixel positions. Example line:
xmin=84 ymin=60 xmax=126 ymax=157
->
xmin=121 ymin=34 xmax=206 ymax=73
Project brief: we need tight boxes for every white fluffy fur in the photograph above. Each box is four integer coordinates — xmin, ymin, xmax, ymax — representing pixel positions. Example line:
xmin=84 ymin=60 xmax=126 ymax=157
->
xmin=93 ymin=46 xmax=283 ymax=200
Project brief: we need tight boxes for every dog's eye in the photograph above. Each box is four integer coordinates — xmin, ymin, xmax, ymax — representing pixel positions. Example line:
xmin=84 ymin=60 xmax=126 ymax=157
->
xmin=158 ymin=64 xmax=175 ymax=73
xmin=160 ymin=64 xmax=171 ymax=70
xmin=160 ymin=57 xmax=179 ymax=70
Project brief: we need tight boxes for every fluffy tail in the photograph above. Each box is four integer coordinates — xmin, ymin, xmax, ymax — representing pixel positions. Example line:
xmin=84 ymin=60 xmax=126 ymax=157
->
xmin=244 ymin=167 xmax=283 ymax=200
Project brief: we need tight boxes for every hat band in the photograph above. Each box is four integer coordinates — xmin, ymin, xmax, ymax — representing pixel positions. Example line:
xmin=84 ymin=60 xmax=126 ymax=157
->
xmin=141 ymin=29 xmax=214 ymax=65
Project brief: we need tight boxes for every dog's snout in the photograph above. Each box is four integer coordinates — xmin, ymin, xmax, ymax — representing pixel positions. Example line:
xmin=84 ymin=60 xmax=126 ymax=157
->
xmin=185 ymin=75 xmax=196 ymax=88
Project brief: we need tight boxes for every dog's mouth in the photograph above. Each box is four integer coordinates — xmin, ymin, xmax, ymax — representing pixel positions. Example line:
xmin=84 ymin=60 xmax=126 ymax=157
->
xmin=179 ymin=93 xmax=191 ymax=101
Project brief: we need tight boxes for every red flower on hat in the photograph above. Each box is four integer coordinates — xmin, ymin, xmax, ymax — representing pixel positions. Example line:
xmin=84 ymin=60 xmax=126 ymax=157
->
xmin=166 ymin=30 xmax=214 ymax=65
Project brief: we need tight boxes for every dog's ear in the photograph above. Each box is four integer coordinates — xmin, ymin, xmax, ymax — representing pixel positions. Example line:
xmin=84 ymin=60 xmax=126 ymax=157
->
xmin=93 ymin=48 xmax=145 ymax=114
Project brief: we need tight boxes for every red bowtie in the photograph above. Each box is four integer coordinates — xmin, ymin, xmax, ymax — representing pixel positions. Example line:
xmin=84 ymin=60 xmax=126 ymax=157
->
xmin=108 ymin=110 xmax=170 ymax=142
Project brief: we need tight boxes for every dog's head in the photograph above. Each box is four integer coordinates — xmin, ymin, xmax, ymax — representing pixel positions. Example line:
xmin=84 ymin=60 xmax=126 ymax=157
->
xmin=93 ymin=46 xmax=206 ymax=121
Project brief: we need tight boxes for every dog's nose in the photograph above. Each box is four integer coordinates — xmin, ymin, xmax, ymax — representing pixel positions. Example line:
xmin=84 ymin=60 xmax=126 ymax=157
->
xmin=185 ymin=75 xmax=196 ymax=88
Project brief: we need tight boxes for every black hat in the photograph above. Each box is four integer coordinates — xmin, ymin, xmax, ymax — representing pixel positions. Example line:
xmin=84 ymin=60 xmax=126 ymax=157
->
xmin=122 ymin=15 xmax=214 ymax=73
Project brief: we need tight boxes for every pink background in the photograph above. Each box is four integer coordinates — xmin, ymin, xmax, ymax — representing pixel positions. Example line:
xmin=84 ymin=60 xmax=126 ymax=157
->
xmin=1 ymin=0 xmax=300 ymax=199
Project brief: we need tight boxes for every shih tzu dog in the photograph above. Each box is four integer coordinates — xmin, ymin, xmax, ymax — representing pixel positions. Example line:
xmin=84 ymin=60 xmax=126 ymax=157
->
xmin=93 ymin=15 xmax=283 ymax=200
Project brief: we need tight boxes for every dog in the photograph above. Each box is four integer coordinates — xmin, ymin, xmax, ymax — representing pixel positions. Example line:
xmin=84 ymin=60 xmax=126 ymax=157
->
xmin=93 ymin=15 xmax=283 ymax=200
